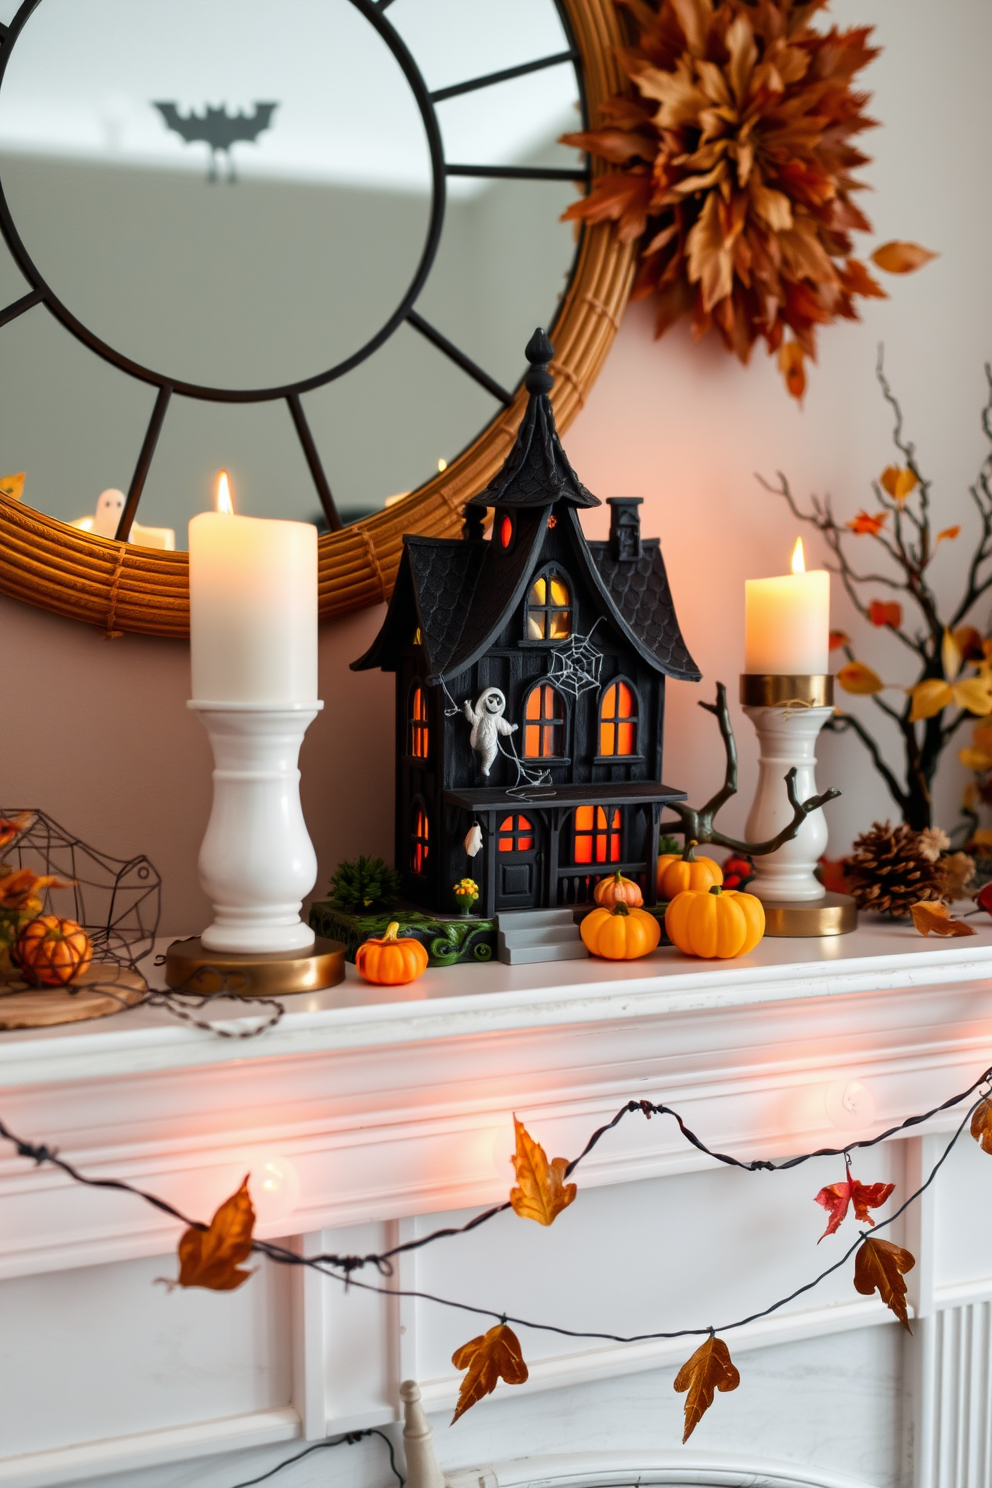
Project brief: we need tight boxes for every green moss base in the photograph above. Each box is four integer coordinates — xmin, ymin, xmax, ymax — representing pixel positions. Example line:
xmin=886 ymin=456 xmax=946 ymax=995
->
xmin=308 ymin=902 xmax=497 ymax=967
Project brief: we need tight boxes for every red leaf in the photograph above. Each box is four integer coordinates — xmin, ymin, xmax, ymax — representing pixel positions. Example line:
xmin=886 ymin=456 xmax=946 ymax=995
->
xmin=829 ymin=630 xmax=851 ymax=652
xmin=869 ymin=600 xmax=902 ymax=628
xmin=815 ymin=1174 xmax=895 ymax=1240
xmin=847 ymin=510 xmax=887 ymax=535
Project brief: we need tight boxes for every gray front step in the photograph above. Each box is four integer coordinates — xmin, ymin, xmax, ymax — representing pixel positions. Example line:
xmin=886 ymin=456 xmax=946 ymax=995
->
xmin=496 ymin=908 xmax=589 ymax=965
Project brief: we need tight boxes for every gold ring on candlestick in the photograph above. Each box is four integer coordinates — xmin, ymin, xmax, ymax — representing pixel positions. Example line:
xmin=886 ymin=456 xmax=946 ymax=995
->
xmin=164 ymin=936 xmax=346 ymax=997
xmin=758 ymin=891 xmax=858 ymax=937
xmin=739 ymin=674 xmax=834 ymax=708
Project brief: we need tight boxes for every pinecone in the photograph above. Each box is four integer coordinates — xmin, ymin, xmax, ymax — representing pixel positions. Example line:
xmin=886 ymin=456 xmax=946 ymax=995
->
xmin=846 ymin=821 xmax=943 ymax=918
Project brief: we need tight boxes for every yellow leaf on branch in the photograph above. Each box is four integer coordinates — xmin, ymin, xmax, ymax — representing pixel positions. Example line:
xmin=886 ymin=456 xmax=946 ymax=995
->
xmin=854 ymin=1236 xmax=915 ymax=1331
xmin=509 ymin=1116 xmax=577 ymax=1226
xmin=879 ymin=465 xmax=918 ymax=503
xmin=0 ymin=473 xmax=24 ymax=501
xmin=168 ymin=1177 xmax=256 ymax=1292
xmin=836 ymin=662 xmax=885 ymax=695
xmin=451 ymin=1323 xmax=528 ymax=1423
xmin=871 ymin=241 xmax=938 ymax=274
xmin=674 ymin=1335 xmax=740 ymax=1442
xmin=908 ymin=677 xmax=992 ymax=723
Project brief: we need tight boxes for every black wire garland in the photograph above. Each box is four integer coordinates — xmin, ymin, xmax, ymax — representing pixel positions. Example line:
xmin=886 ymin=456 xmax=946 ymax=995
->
xmin=226 ymin=1427 xmax=404 ymax=1488
xmin=0 ymin=1063 xmax=988 ymax=1356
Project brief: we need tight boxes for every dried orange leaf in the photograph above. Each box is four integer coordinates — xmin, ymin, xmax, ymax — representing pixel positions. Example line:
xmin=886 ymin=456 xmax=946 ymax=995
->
xmin=0 ymin=866 xmax=73 ymax=911
xmin=871 ymin=241 xmax=938 ymax=275
xmin=909 ymin=901 xmax=976 ymax=938
xmin=509 ymin=1116 xmax=577 ymax=1226
xmin=879 ymin=465 xmax=918 ymax=502
xmin=0 ymin=472 xmax=24 ymax=500
xmin=847 ymin=510 xmax=887 ymax=536
xmin=674 ymin=1335 xmax=740 ymax=1442
xmin=0 ymin=812 xmax=34 ymax=851
xmin=815 ymin=1175 xmax=894 ymax=1240
xmin=970 ymin=1097 xmax=992 ymax=1154
xmin=936 ymin=525 xmax=961 ymax=545
xmin=869 ymin=600 xmax=902 ymax=629
xmin=778 ymin=342 xmax=806 ymax=402
xmin=451 ymin=1323 xmax=528 ymax=1423
xmin=171 ymin=1177 xmax=256 ymax=1291
xmin=853 ymin=1235 xmax=915 ymax=1331
xmin=837 ymin=662 xmax=884 ymax=696
xmin=829 ymin=630 xmax=851 ymax=652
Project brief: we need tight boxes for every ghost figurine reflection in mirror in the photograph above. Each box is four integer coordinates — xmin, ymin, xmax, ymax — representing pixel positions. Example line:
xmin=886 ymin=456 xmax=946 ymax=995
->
xmin=71 ymin=488 xmax=175 ymax=550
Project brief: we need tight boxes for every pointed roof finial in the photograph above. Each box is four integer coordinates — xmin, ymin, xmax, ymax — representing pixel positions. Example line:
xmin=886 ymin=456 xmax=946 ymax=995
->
xmin=466 ymin=329 xmax=599 ymax=510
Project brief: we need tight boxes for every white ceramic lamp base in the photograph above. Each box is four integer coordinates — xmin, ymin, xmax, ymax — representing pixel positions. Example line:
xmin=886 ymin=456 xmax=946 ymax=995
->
xmin=191 ymin=701 xmax=322 ymax=954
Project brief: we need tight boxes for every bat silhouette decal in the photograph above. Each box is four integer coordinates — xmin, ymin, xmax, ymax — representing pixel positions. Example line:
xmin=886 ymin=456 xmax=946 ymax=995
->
xmin=152 ymin=102 xmax=278 ymax=182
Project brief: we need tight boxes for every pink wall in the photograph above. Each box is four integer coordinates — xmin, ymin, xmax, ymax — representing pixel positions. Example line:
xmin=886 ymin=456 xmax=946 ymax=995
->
xmin=2 ymin=0 xmax=991 ymax=934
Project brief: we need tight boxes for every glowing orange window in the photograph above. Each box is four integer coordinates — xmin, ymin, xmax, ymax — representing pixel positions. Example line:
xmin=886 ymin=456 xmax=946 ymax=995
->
xmin=526 ymin=572 xmax=571 ymax=640
xmin=599 ymin=681 xmax=638 ymax=757
xmin=498 ymin=814 xmax=534 ymax=852
xmin=409 ymin=684 xmax=429 ymax=759
xmin=523 ymin=684 xmax=565 ymax=758
xmin=573 ymin=805 xmax=622 ymax=865
xmin=411 ymin=805 xmax=430 ymax=874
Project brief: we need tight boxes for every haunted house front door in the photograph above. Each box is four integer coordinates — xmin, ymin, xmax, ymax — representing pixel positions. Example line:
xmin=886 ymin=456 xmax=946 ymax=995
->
xmin=494 ymin=810 xmax=545 ymax=911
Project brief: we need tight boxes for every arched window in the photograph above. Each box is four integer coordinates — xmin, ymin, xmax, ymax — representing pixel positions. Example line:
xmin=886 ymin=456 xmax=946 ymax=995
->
xmin=526 ymin=570 xmax=572 ymax=640
xmin=599 ymin=680 xmax=639 ymax=757
xmin=411 ymin=802 xmax=430 ymax=874
xmin=498 ymin=814 xmax=535 ymax=852
xmin=523 ymin=683 xmax=565 ymax=758
xmin=408 ymin=683 xmax=429 ymax=759
xmin=573 ymin=806 xmax=622 ymax=865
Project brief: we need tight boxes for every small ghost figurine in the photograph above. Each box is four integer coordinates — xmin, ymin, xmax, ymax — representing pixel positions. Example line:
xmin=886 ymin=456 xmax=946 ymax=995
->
xmin=463 ymin=687 xmax=517 ymax=777
xmin=93 ymin=488 xmax=125 ymax=537
xmin=464 ymin=821 xmax=484 ymax=858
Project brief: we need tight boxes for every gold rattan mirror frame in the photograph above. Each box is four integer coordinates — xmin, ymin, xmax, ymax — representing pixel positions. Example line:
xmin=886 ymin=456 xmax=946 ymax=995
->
xmin=0 ymin=0 xmax=635 ymax=639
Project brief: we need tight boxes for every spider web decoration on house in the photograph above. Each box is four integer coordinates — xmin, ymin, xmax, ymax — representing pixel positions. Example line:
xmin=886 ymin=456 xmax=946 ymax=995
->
xmin=0 ymin=809 xmax=161 ymax=968
xmin=547 ymin=626 xmax=604 ymax=699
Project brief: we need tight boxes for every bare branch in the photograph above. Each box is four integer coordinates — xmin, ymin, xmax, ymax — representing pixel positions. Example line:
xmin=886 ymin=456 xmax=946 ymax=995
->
xmin=828 ymin=711 xmax=909 ymax=815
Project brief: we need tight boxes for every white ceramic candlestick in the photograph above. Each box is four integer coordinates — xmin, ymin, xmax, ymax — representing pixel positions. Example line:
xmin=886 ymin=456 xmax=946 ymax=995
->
xmin=743 ymin=699 xmax=832 ymax=903
xmin=192 ymin=700 xmax=323 ymax=954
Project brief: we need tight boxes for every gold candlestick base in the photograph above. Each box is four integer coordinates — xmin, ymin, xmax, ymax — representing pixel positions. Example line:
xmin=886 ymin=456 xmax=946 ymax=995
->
xmin=164 ymin=935 xmax=346 ymax=997
xmin=759 ymin=891 xmax=858 ymax=938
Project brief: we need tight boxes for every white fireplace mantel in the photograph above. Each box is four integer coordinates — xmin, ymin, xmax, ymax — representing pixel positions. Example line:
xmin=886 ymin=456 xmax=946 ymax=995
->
xmin=1 ymin=926 xmax=991 ymax=1488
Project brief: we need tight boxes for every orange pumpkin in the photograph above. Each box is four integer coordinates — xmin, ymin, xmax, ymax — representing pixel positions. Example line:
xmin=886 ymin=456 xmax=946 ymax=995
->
xmin=593 ymin=870 xmax=644 ymax=909
xmin=355 ymin=921 xmax=429 ymax=985
xmin=15 ymin=915 xmax=93 ymax=986
xmin=580 ymin=902 xmax=661 ymax=960
xmin=657 ymin=841 xmax=723 ymax=900
xmin=665 ymin=886 xmax=765 ymax=959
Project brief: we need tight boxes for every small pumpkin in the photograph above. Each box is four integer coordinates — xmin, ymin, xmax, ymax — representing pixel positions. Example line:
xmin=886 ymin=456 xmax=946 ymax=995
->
xmin=355 ymin=921 xmax=429 ymax=985
xmin=665 ymin=885 xmax=765 ymax=960
xmin=580 ymin=901 xmax=661 ymax=960
xmin=15 ymin=915 xmax=93 ymax=986
xmin=657 ymin=841 xmax=723 ymax=900
xmin=593 ymin=870 xmax=644 ymax=909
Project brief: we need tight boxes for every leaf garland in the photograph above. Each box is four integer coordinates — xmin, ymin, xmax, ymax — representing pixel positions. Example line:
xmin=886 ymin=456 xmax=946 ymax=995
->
xmin=559 ymin=0 xmax=934 ymax=399
xmin=451 ymin=1323 xmax=529 ymax=1423
xmin=674 ymin=1335 xmax=740 ymax=1441
xmin=814 ymin=1170 xmax=894 ymax=1240
xmin=509 ymin=1116 xmax=577 ymax=1226
xmin=853 ymin=1235 xmax=915 ymax=1331
xmin=165 ymin=1177 xmax=256 ymax=1292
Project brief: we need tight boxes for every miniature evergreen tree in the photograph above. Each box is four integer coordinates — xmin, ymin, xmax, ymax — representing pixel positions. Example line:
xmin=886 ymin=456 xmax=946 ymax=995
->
xmin=328 ymin=856 xmax=402 ymax=914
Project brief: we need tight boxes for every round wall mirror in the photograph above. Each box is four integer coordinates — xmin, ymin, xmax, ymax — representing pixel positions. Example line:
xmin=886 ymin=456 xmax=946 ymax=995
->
xmin=0 ymin=0 xmax=635 ymax=633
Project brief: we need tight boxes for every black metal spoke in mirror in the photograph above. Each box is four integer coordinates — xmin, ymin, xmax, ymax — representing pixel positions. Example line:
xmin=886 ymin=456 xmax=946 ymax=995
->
xmin=0 ymin=0 xmax=587 ymax=544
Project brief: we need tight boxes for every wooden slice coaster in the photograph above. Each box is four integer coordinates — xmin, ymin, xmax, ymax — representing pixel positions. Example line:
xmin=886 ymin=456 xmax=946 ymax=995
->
xmin=0 ymin=963 xmax=147 ymax=1029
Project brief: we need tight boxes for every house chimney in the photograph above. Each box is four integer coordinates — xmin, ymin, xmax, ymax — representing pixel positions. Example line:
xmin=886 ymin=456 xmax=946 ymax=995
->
xmin=607 ymin=497 xmax=642 ymax=561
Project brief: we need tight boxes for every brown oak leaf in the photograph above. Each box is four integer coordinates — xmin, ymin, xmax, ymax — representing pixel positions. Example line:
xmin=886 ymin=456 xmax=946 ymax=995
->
xmin=970 ymin=1097 xmax=992 ymax=1154
xmin=674 ymin=1335 xmax=740 ymax=1442
xmin=871 ymin=241 xmax=938 ymax=275
xmin=909 ymin=901 xmax=976 ymax=938
xmin=451 ymin=1323 xmax=528 ymax=1423
xmin=854 ymin=1236 xmax=915 ymax=1331
xmin=170 ymin=1177 xmax=256 ymax=1291
xmin=509 ymin=1116 xmax=577 ymax=1226
xmin=815 ymin=1174 xmax=894 ymax=1240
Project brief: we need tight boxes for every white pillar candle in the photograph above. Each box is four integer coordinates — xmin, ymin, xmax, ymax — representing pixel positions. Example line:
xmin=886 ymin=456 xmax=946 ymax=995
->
xmin=188 ymin=485 xmax=318 ymax=705
xmin=744 ymin=538 xmax=829 ymax=675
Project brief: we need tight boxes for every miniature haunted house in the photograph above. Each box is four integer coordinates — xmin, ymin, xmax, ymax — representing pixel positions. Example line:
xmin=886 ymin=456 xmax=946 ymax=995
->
xmin=352 ymin=330 xmax=700 ymax=926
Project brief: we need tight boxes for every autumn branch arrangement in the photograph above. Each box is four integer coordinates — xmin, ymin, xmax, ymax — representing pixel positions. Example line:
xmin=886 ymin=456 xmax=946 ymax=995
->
xmin=759 ymin=356 xmax=992 ymax=834
xmin=5 ymin=1062 xmax=992 ymax=1443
